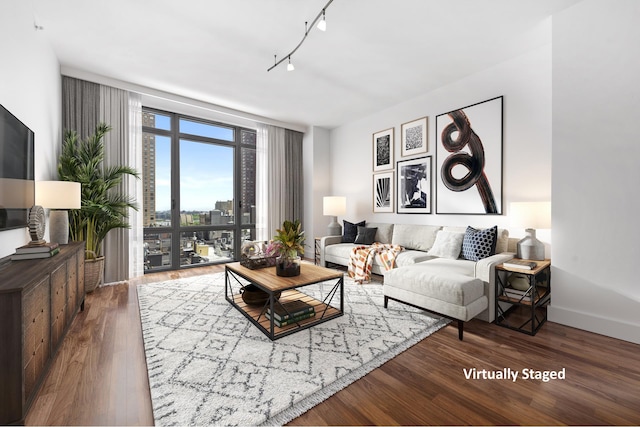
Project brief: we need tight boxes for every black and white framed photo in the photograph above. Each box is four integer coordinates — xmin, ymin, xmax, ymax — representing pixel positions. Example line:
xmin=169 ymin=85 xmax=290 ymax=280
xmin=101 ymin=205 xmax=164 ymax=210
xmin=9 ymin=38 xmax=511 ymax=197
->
xmin=373 ymin=172 xmax=394 ymax=213
xmin=397 ymin=156 xmax=431 ymax=214
xmin=435 ymin=96 xmax=503 ymax=215
xmin=373 ymin=128 xmax=394 ymax=171
xmin=401 ymin=116 xmax=428 ymax=157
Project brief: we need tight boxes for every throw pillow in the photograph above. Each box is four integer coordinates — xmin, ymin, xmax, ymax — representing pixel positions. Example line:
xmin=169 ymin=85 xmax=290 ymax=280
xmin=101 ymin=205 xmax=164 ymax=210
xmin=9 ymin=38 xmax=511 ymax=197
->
xmin=342 ymin=220 xmax=365 ymax=243
xmin=428 ymin=230 xmax=465 ymax=259
xmin=461 ymin=225 xmax=498 ymax=261
xmin=354 ymin=226 xmax=378 ymax=245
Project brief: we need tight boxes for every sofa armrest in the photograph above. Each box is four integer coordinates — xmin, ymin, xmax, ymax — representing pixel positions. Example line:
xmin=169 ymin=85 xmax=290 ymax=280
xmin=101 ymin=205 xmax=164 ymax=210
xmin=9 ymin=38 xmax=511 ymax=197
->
xmin=319 ymin=235 xmax=343 ymax=266
xmin=474 ymin=252 xmax=515 ymax=283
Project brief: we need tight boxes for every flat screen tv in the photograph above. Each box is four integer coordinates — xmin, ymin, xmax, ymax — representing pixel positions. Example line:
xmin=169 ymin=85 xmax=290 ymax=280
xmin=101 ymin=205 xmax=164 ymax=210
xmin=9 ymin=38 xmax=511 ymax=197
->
xmin=0 ymin=103 xmax=35 ymax=231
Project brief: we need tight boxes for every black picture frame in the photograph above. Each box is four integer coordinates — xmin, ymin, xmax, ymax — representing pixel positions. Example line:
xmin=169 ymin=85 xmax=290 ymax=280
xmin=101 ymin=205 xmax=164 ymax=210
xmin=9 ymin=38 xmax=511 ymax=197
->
xmin=435 ymin=96 xmax=503 ymax=214
xmin=397 ymin=156 xmax=432 ymax=214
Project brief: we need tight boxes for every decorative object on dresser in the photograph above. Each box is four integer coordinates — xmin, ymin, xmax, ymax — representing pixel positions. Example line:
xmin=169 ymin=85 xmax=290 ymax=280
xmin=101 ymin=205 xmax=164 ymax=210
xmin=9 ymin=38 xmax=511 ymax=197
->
xmin=27 ymin=205 xmax=46 ymax=245
xmin=35 ymin=180 xmax=81 ymax=245
xmin=0 ymin=241 xmax=85 ymax=425
xmin=509 ymin=201 xmax=551 ymax=261
xmin=322 ymin=196 xmax=346 ymax=236
xmin=401 ymin=116 xmax=428 ymax=157
xmin=435 ymin=96 xmax=503 ymax=214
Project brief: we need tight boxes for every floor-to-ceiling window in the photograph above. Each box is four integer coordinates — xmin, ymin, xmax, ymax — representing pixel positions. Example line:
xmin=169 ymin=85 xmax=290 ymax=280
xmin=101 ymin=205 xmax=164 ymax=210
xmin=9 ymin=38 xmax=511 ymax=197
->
xmin=142 ymin=108 xmax=256 ymax=272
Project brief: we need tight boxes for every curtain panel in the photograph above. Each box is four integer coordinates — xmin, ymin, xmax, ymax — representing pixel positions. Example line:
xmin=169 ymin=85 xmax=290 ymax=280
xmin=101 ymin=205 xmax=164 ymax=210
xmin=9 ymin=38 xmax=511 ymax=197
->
xmin=256 ymin=124 xmax=303 ymax=241
xmin=61 ymin=76 xmax=143 ymax=283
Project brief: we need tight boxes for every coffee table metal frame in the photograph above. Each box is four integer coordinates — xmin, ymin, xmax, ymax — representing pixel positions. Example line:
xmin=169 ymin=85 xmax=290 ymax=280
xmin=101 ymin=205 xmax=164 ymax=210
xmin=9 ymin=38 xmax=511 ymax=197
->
xmin=225 ymin=262 xmax=344 ymax=340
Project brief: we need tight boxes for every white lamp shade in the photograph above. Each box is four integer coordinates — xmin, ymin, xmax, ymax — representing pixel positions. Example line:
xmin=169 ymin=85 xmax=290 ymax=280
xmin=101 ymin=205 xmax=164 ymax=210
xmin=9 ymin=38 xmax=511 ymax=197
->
xmin=36 ymin=181 xmax=81 ymax=209
xmin=510 ymin=201 xmax=551 ymax=229
xmin=323 ymin=196 xmax=346 ymax=216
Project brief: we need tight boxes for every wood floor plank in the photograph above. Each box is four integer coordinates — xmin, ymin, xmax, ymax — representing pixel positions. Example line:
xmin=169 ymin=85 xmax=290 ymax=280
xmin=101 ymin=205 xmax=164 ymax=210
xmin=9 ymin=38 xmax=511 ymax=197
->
xmin=24 ymin=265 xmax=640 ymax=426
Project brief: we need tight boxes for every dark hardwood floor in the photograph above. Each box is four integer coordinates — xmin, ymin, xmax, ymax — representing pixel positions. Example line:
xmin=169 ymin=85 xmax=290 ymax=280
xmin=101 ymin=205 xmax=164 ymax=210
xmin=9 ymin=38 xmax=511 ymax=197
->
xmin=26 ymin=264 xmax=640 ymax=426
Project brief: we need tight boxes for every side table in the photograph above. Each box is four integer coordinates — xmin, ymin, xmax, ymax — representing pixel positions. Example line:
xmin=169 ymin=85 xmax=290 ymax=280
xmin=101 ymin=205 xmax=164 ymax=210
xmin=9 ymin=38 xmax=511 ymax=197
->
xmin=314 ymin=237 xmax=321 ymax=265
xmin=495 ymin=259 xmax=551 ymax=335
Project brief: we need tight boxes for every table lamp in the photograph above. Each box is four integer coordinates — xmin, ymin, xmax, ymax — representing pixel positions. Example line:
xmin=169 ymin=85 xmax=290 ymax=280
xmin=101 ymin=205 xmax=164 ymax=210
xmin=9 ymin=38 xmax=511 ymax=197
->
xmin=323 ymin=196 xmax=346 ymax=236
xmin=510 ymin=201 xmax=551 ymax=260
xmin=36 ymin=181 xmax=81 ymax=244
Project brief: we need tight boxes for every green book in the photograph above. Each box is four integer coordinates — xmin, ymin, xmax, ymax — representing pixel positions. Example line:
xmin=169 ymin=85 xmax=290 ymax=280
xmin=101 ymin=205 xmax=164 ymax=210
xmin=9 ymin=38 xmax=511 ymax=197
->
xmin=266 ymin=311 xmax=316 ymax=327
xmin=267 ymin=299 xmax=314 ymax=321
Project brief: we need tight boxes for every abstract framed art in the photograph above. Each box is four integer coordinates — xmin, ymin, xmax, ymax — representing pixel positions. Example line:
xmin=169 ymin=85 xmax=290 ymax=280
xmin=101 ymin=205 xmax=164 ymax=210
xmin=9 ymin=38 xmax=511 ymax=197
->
xmin=373 ymin=172 xmax=394 ymax=213
xmin=397 ymin=156 xmax=431 ymax=214
xmin=373 ymin=128 xmax=394 ymax=171
xmin=435 ymin=96 xmax=503 ymax=215
xmin=401 ymin=116 xmax=428 ymax=157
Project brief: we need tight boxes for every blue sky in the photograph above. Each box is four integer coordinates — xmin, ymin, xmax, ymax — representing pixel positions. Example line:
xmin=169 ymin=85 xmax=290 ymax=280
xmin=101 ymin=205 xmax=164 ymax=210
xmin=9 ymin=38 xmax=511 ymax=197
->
xmin=152 ymin=116 xmax=235 ymax=212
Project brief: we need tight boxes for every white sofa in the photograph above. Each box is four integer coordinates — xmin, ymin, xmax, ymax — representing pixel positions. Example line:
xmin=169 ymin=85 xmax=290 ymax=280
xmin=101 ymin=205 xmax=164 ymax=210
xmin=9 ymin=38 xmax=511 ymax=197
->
xmin=319 ymin=223 xmax=516 ymax=338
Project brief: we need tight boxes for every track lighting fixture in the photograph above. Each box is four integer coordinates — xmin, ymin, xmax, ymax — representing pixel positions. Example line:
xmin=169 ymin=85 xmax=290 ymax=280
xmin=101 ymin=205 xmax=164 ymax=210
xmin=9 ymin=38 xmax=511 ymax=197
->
xmin=317 ymin=9 xmax=327 ymax=31
xmin=267 ymin=0 xmax=334 ymax=72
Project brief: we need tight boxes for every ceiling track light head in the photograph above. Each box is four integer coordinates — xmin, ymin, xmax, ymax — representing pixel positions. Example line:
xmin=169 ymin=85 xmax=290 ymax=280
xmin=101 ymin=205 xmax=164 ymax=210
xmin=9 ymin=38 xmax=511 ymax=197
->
xmin=266 ymin=0 xmax=334 ymax=72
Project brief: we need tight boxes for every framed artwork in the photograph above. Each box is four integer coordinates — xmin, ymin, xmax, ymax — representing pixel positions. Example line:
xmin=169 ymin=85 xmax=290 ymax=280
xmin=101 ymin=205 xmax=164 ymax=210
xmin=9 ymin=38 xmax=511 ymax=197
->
xmin=435 ymin=96 xmax=503 ymax=215
xmin=373 ymin=128 xmax=394 ymax=171
xmin=397 ymin=156 xmax=431 ymax=214
xmin=373 ymin=172 xmax=394 ymax=213
xmin=401 ymin=116 xmax=428 ymax=157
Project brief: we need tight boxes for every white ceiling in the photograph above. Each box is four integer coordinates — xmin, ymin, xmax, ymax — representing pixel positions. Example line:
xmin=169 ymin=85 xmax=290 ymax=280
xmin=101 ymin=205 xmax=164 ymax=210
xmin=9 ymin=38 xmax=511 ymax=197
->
xmin=32 ymin=0 xmax=579 ymax=129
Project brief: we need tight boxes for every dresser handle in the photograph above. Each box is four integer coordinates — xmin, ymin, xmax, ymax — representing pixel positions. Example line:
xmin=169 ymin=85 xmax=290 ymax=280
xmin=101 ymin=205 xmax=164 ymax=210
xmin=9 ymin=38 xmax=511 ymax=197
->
xmin=33 ymin=318 xmax=36 ymax=323
xmin=33 ymin=351 xmax=36 ymax=356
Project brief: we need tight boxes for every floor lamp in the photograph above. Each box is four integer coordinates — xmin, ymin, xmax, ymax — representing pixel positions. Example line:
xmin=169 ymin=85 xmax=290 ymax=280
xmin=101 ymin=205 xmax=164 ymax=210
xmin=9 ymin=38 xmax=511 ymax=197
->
xmin=510 ymin=201 xmax=551 ymax=260
xmin=323 ymin=196 xmax=346 ymax=236
xmin=36 ymin=181 xmax=81 ymax=245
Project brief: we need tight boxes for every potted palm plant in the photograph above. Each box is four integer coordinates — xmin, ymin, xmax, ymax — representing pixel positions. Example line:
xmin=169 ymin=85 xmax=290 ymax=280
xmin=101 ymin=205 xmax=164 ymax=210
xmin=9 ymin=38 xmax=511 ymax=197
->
xmin=269 ymin=219 xmax=305 ymax=277
xmin=57 ymin=123 xmax=139 ymax=291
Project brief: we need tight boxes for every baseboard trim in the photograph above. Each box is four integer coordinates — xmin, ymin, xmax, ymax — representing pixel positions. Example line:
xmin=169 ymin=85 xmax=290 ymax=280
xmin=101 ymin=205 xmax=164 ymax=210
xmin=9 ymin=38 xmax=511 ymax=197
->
xmin=548 ymin=305 xmax=640 ymax=344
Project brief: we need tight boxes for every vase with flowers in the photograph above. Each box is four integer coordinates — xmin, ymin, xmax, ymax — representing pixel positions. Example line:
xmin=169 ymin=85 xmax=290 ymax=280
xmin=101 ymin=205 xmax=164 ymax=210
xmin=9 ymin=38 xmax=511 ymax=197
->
xmin=267 ymin=219 xmax=305 ymax=277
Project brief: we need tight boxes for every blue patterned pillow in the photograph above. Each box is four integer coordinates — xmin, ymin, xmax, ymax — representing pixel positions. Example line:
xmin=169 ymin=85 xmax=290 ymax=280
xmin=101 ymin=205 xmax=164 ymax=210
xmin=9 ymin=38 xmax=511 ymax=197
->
xmin=462 ymin=226 xmax=498 ymax=261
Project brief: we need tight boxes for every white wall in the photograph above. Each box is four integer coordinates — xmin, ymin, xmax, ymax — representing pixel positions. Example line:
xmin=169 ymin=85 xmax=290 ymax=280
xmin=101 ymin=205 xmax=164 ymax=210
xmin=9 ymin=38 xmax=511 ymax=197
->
xmin=550 ymin=0 xmax=640 ymax=344
xmin=0 ymin=2 xmax=62 ymax=258
xmin=327 ymin=20 xmax=552 ymax=247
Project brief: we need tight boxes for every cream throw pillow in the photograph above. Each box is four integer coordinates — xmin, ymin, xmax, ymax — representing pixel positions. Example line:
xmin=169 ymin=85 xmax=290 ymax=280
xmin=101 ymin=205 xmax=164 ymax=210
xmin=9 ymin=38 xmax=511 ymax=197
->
xmin=428 ymin=230 xmax=465 ymax=259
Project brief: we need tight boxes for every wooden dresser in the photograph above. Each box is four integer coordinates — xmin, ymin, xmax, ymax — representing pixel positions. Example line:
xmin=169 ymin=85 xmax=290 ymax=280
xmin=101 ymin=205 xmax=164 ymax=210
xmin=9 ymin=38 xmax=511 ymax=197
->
xmin=0 ymin=241 xmax=85 ymax=425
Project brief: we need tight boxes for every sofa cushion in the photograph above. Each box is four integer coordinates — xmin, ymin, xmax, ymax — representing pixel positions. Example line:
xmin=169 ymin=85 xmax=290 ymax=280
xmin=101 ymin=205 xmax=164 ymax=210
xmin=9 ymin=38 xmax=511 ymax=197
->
xmin=384 ymin=263 xmax=484 ymax=306
xmin=444 ymin=226 xmax=509 ymax=254
xmin=342 ymin=220 xmax=365 ymax=243
xmin=461 ymin=226 xmax=498 ymax=261
xmin=395 ymin=250 xmax=435 ymax=267
xmin=354 ymin=226 xmax=377 ymax=245
xmin=391 ymin=224 xmax=441 ymax=251
xmin=428 ymin=230 xmax=465 ymax=259
xmin=366 ymin=222 xmax=394 ymax=244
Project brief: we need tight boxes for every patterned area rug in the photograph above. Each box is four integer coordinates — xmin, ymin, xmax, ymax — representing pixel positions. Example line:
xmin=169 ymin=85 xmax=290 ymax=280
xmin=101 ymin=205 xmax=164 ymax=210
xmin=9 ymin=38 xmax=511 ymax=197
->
xmin=137 ymin=271 xmax=448 ymax=426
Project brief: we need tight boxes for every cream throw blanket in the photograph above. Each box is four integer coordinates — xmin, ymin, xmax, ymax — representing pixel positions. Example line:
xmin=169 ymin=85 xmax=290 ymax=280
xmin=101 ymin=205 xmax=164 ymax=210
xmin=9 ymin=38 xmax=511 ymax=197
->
xmin=348 ymin=242 xmax=403 ymax=284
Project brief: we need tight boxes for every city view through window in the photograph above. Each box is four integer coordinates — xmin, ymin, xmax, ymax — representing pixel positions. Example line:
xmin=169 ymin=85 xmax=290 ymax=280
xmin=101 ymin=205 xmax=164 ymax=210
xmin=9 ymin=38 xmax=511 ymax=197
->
xmin=142 ymin=110 xmax=256 ymax=271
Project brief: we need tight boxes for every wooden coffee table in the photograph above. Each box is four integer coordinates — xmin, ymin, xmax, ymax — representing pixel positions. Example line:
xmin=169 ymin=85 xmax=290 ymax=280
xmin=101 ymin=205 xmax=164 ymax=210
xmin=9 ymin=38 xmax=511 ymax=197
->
xmin=225 ymin=262 xmax=344 ymax=340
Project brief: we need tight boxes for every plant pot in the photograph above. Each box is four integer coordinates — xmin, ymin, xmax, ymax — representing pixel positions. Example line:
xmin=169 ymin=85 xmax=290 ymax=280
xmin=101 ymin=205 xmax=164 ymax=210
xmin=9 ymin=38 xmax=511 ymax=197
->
xmin=85 ymin=255 xmax=105 ymax=293
xmin=276 ymin=256 xmax=301 ymax=277
xmin=240 ymin=284 xmax=281 ymax=306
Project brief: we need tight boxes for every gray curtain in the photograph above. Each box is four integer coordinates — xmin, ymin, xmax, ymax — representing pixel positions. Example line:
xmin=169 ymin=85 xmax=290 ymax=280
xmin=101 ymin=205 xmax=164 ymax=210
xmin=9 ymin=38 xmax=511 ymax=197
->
xmin=62 ymin=76 xmax=99 ymax=140
xmin=256 ymin=124 xmax=303 ymax=240
xmin=62 ymin=76 xmax=143 ymax=284
xmin=100 ymin=86 xmax=143 ymax=283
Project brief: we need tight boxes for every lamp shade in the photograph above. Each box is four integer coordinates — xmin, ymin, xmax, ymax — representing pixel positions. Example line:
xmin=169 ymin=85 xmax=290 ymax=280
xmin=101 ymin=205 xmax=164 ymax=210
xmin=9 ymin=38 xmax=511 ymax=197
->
xmin=510 ymin=202 xmax=551 ymax=229
xmin=36 ymin=181 xmax=81 ymax=209
xmin=323 ymin=196 xmax=346 ymax=216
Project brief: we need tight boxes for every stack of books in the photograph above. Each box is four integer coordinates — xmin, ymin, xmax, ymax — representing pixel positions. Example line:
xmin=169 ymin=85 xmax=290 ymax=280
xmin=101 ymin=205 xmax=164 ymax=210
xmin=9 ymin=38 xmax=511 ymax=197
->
xmin=503 ymin=259 xmax=538 ymax=270
xmin=265 ymin=299 xmax=315 ymax=327
xmin=11 ymin=242 xmax=60 ymax=261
